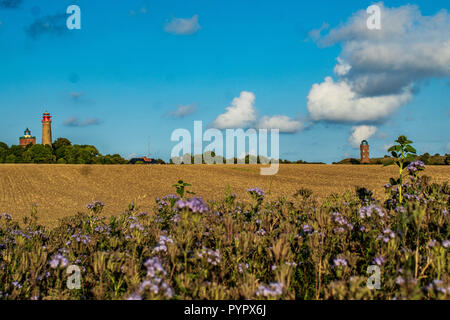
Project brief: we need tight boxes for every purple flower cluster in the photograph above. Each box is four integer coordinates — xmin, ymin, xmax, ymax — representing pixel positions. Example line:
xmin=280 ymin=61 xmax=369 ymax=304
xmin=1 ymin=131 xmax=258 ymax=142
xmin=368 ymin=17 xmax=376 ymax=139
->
xmin=377 ymin=228 xmax=396 ymax=243
xmin=86 ymin=201 xmax=105 ymax=210
xmin=238 ymin=263 xmax=249 ymax=273
xmin=152 ymin=235 xmax=174 ymax=253
xmin=137 ymin=278 xmax=174 ymax=299
xmin=406 ymin=160 xmax=425 ymax=173
xmin=302 ymin=224 xmax=313 ymax=233
xmin=128 ymin=257 xmax=174 ymax=299
xmin=285 ymin=261 xmax=298 ymax=267
xmin=247 ymin=188 xmax=265 ymax=201
xmin=175 ymin=197 xmax=209 ymax=213
xmin=49 ymin=254 xmax=69 ymax=269
xmin=332 ymin=212 xmax=354 ymax=232
xmin=396 ymin=276 xmax=406 ymax=285
xmin=373 ymin=255 xmax=385 ymax=266
xmin=0 ymin=213 xmax=12 ymax=220
xmin=333 ymin=258 xmax=348 ymax=267
xmin=156 ymin=194 xmax=179 ymax=209
xmin=256 ymin=228 xmax=266 ymax=236
xmin=255 ymin=282 xmax=283 ymax=297
xmin=129 ymin=222 xmax=145 ymax=232
xmin=197 ymin=247 xmax=221 ymax=266
xmin=71 ymin=232 xmax=92 ymax=244
xmin=442 ymin=240 xmax=450 ymax=248
xmin=144 ymin=257 xmax=168 ymax=278
xmin=94 ymin=225 xmax=111 ymax=234
xmin=359 ymin=204 xmax=385 ymax=219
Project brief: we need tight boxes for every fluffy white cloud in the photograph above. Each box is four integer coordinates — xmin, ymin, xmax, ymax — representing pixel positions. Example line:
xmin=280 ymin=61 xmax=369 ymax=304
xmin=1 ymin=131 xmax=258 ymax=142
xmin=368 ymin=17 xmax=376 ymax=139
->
xmin=212 ymin=91 xmax=303 ymax=133
xmin=164 ymin=15 xmax=201 ymax=35
xmin=257 ymin=115 xmax=303 ymax=133
xmin=307 ymin=77 xmax=412 ymax=123
xmin=314 ymin=3 xmax=450 ymax=97
xmin=167 ymin=104 xmax=196 ymax=118
xmin=349 ymin=125 xmax=377 ymax=148
xmin=212 ymin=91 xmax=257 ymax=129
xmin=307 ymin=3 xmax=450 ymax=125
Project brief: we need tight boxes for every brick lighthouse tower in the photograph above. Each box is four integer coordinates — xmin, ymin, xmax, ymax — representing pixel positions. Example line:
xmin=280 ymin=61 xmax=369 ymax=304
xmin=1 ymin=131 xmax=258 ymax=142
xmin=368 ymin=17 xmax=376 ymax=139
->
xmin=42 ymin=112 xmax=52 ymax=146
xmin=360 ymin=140 xmax=370 ymax=164
xmin=19 ymin=128 xmax=36 ymax=147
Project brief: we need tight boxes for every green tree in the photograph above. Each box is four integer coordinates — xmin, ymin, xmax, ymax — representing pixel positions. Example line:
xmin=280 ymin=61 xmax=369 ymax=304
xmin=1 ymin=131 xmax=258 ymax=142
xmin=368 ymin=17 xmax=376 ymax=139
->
xmin=5 ymin=154 xmax=16 ymax=163
xmin=0 ymin=142 xmax=8 ymax=163
xmin=53 ymin=137 xmax=72 ymax=151
xmin=25 ymin=145 xmax=54 ymax=163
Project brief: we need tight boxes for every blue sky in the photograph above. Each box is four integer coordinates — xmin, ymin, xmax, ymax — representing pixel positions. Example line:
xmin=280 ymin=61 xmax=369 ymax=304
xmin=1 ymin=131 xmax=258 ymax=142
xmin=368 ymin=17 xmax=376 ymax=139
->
xmin=0 ymin=0 xmax=449 ymax=163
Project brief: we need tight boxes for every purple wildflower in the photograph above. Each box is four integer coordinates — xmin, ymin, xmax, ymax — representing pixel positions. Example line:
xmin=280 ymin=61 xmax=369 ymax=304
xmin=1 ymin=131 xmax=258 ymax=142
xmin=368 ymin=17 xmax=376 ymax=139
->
xmin=175 ymin=197 xmax=208 ymax=213
xmin=247 ymin=188 xmax=265 ymax=201
xmin=256 ymin=282 xmax=283 ymax=297
xmin=359 ymin=204 xmax=385 ymax=219
xmin=144 ymin=257 xmax=167 ymax=277
xmin=373 ymin=255 xmax=385 ymax=266
xmin=406 ymin=160 xmax=425 ymax=173
xmin=49 ymin=254 xmax=69 ymax=269
xmin=197 ymin=247 xmax=221 ymax=265
xmin=152 ymin=235 xmax=174 ymax=253
xmin=333 ymin=258 xmax=348 ymax=267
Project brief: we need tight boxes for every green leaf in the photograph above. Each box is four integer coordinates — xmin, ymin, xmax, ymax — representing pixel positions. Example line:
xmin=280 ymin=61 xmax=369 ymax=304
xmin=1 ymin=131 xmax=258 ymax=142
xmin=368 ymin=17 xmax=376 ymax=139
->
xmin=390 ymin=178 xmax=398 ymax=185
xmin=397 ymin=135 xmax=408 ymax=144
xmin=387 ymin=145 xmax=397 ymax=152
xmin=391 ymin=151 xmax=398 ymax=158
xmin=405 ymin=145 xmax=416 ymax=154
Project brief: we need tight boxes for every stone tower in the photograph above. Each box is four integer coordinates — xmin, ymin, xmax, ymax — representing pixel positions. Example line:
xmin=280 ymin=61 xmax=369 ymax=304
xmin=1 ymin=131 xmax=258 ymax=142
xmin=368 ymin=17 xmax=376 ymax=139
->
xmin=360 ymin=140 xmax=370 ymax=164
xmin=42 ymin=112 xmax=52 ymax=146
xmin=19 ymin=128 xmax=36 ymax=147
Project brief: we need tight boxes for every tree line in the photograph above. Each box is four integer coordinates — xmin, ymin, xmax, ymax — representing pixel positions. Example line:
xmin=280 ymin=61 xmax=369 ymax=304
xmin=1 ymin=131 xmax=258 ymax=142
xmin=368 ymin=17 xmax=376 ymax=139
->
xmin=0 ymin=138 xmax=127 ymax=164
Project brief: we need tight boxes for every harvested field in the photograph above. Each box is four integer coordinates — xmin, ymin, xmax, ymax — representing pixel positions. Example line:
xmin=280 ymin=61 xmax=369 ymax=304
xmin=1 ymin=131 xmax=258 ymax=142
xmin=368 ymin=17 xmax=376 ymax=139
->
xmin=0 ymin=164 xmax=449 ymax=226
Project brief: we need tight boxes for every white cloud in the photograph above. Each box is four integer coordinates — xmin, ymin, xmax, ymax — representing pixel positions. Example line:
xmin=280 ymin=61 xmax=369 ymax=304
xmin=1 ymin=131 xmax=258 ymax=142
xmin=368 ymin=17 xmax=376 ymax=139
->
xmin=212 ymin=91 xmax=257 ymax=129
xmin=167 ymin=104 xmax=196 ymax=118
xmin=164 ymin=15 xmax=201 ymax=35
xmin=257 ymin=115 xmax=303 ymax=133
xmin=334 ymin=57 xmax=351 ymax=76
xmin=212 ymin=91 xmax=303 ymax=133
xmin=307 ymin=76 xmax=412 ymax=123
xmin=313 ymin=3 xmax=450 ymax=97
xmin=446 ymin=142 xmax=450 ymax=152
xmin=306 ymin=3 xmax=450 ymax=127
xmin=349 ymin=125 xmax=377 ymax=148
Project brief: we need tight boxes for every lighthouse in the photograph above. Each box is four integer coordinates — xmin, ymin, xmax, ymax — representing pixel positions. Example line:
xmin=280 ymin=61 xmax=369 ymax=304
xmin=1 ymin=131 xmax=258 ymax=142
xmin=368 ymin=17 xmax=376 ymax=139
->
xmin=42 ymin=112 xmax=52 ymax=146
xmin=360 ymin=140 xmax=370 ymax=164
xmin=19 ymin=128 xmax=36 ymax=147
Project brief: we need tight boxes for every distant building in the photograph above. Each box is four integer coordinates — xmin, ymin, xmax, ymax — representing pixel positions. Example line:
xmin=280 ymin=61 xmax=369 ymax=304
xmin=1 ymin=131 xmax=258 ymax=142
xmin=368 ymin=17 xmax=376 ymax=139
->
xmin=42 ymin=111 xmax=52 ymax=146
xmin=19 ymin=128 xmax=36 ymax=147
xmin=360 ymin=140 xmax=370 ymax=164
xmin=129 ymin=156 xmax=158 ymax=164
